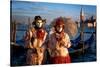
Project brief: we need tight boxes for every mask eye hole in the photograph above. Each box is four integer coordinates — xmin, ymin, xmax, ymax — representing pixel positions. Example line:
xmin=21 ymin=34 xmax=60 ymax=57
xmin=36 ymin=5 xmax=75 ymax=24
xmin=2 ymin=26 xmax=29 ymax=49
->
xmin=56 ymin=25 xmax=63 ymax=28
xmin=37 ymin=20 xmax=42 ymax=23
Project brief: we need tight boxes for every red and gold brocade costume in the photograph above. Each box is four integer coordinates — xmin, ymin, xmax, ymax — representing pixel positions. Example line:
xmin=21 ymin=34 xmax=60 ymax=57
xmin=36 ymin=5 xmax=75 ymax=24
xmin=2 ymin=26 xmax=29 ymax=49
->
xmin=24 ymin=28 xmax=47 ymax=65
xmin=48 ymin=32 xmax=71 ymax=64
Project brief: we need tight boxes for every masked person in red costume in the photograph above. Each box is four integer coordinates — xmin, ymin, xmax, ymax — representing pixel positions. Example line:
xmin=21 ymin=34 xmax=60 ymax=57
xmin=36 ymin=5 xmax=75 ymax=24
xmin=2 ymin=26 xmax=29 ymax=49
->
xmin=48 ymin=17 xmax=71 ymax=64
xmin=24 ymin=16 xmax=47 ymax=65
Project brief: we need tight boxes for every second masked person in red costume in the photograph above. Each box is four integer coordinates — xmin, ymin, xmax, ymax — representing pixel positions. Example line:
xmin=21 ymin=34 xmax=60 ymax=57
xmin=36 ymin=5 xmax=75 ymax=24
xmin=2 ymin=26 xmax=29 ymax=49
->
xmin=48 ymin=17 xmax=71 ymax=64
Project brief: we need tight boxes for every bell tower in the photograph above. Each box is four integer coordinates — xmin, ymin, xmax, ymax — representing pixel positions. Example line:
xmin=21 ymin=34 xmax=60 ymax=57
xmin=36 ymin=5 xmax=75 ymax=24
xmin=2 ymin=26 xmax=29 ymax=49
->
xmin=80 ymin=7 xmax=85 ymax=41
xmin=80 ymin=7 xmax=85 ymax=22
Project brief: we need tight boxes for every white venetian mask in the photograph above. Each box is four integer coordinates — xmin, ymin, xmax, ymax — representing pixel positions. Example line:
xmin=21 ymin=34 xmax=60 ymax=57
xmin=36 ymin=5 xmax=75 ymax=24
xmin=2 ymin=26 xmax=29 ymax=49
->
xmin=36 ymin=20 xmax=43 ymax=28
xmin=56 ymin=26 xmax=63 ymax=33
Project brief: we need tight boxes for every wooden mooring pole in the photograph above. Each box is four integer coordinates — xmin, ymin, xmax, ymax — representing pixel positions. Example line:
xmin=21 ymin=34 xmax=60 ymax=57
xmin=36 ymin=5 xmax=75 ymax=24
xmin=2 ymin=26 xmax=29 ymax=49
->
xmin=11 ymin=20 xmax=16 ymax=44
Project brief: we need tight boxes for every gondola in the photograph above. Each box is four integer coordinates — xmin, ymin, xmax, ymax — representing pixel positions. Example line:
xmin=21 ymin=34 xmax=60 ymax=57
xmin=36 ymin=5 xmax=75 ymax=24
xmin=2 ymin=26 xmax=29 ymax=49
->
xmin=69 ymin=33 xmax=94 ymax=58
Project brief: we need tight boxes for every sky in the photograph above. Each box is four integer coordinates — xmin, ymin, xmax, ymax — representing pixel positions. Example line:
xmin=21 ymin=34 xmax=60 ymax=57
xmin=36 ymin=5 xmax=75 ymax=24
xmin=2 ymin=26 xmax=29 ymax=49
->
xmin=11 ymin=0 xmax=96 ymax=25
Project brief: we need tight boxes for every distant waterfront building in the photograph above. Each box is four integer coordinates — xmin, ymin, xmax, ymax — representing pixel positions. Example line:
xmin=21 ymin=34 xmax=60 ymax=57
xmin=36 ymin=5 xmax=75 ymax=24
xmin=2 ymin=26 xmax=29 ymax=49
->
xmin=87 ymin=16 xmax=96 ymax=28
